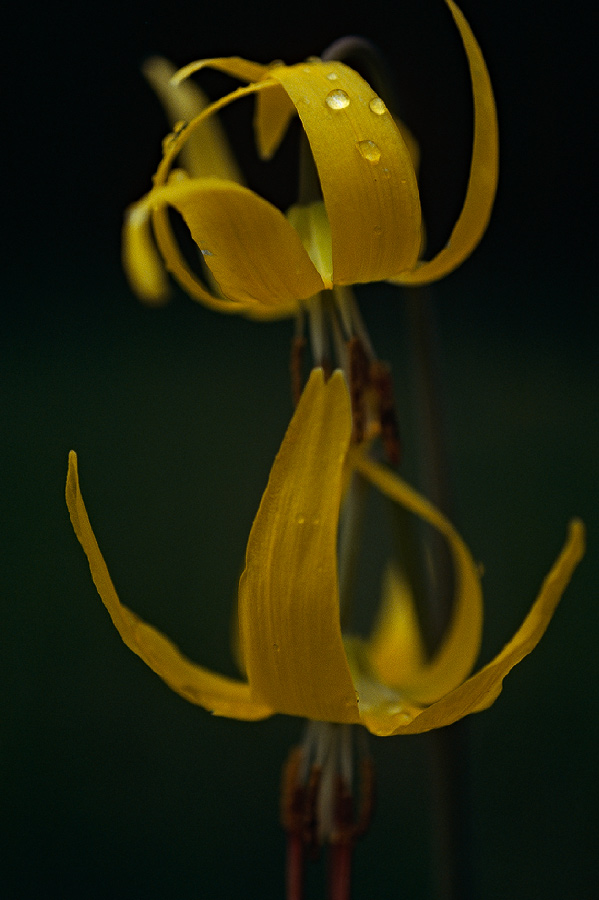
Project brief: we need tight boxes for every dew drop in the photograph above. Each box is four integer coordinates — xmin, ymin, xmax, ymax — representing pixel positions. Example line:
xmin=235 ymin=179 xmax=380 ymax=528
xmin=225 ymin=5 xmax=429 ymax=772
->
xmin=297 ymin=516 xmax=305 ymax=525
xmin=373 ymin=224 xmax=382 ymax=235
xmin=200 ymin=248 xmax=213 ymax=257
xmin=326 ymin=71 xmax=338 ymax=81
xmin=325 ymin=89 xmax=350 ymax=110
xmin=369 ymin=96 xmax=387 ymax=116
xmin=357 ymin=140 xmax=381 ymax=164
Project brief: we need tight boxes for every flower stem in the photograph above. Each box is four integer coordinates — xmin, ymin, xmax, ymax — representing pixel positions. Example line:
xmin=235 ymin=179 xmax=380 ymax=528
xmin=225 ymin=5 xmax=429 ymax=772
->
xmin=405 ymin=286 xmax=472 ymax=900
xmin=286 ymin=832 xmax=305 ymax=900
xmin=328 ymin=843 xmax=352 ymax=900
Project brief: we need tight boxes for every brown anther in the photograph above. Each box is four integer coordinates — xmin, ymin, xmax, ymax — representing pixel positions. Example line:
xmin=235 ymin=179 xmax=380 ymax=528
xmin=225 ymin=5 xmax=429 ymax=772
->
xmin=281 ymin=746 xmax=322 ymax=855
xmin=370 ymin=360 xmax=401 ymax=466
xmin=282 ymin=738 xmax=375 ymax=900
xmin=327 ymin=763 xmax=374 ymax=900
xmin=281 ymin=746 xmax=305 ymax=832
xmin=290 ymin=335 xmax=307 ymax=408
xmin=348 ymin=337 xmax=370 ymax=445
xmin=303 ymin=765 xmax=323 ymax=855
xmin=331 ymin=776 xmax=355 ymax=846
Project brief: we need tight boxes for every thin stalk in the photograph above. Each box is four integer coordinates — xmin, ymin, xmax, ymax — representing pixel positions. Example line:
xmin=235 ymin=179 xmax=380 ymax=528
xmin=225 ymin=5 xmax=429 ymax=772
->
xmin=405 ymin=286 xmax=472 ymax=900
xmin=337 ymin=472 xmax=369 ymax=631
xmin=328 ymin=844 xmax=353 ymax=900
xmin=286 ymin=834 xmax=305 ymax=900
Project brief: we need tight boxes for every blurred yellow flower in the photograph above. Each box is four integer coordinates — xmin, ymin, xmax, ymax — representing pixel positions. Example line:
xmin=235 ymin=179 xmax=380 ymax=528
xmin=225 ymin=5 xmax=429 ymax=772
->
xmin=66 ymin=370 xmax=584 ymax=735
xmin=123 ymin=0 xmax=498 ymax=318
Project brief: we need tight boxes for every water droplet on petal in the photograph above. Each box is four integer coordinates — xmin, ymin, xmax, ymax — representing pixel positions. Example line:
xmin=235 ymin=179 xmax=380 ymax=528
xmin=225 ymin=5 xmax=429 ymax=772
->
xmin=357 ymin=140 xmax=381 ymax=164
xmin=369 ymin=97 xmax=387 ymax=115
xmin=297 ymin=516 xmax=305 ymax=525
xmin=325 ymin=89 xmax=350 ymax=110
xmin=200 ymin=248 xmax=213 ymax=257
xmin=326 ymin=71 xmax=338 ymax=81
xmin=373 ymin=224 xmax=382 ymax=235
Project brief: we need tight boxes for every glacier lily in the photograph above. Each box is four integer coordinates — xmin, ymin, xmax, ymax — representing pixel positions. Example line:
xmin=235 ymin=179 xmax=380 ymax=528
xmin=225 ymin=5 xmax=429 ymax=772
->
xmin=66 ymin=369 xmax=584 ymax=735
xmin=123 ymin=0 xmax=498 ymax=319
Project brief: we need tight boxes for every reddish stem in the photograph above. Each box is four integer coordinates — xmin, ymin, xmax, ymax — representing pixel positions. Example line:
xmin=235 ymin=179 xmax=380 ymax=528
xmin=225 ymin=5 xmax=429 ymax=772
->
xmin=328 ymin=843 xmax=353 ymax=900
xmin=286 ymin=832 xmax=305 ymax=900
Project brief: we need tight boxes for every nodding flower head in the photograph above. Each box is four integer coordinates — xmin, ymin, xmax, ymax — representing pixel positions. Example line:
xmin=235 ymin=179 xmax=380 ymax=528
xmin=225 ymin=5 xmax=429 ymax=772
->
xmin=123 ymin=0 xmax=498 ymax=319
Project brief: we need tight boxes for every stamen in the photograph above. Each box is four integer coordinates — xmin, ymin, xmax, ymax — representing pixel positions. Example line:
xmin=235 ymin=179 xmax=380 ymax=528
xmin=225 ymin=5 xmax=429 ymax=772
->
xmin=308 ymin=296 xmax=332 ymax=376
xmin=281 ymin=723 xmax=375 ymax=900
xmin=337 ymin=471 xmax=368 ymax=629
xmin=329 ymin=307 xmax=350 ymax=379
xmin=336 ymin=286 xmax=376 ymax=362
xmin=290 ymin=334 xmax=307 ymax=408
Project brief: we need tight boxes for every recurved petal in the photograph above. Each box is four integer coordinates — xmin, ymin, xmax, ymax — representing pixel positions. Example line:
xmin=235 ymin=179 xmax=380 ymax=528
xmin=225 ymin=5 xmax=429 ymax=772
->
xmin=268 ymin=60 xmax=422 ymax=286
xmin=171 ymin=56 xmax=269 ymax=88
xmin=142 ymin=56 xmax=243 ymax=183
xmin=238 ymin=370 xmax=361 ymax=724
xmin=361 ymin=519 xmax=585 ymax=735
xmin=170 ymin=177 xmax=326 ymax=307
xmin=353 ymin=453 xmax=483 ymax=704
xmin=122 ymin=202 xmax=171 ymax=305
xmin=66 ymin=451 xmax=272 ymax=721
xmin=254 ymin=84 xmax=297 ymax=160
xmin=367 ymin=564 xmax=428 ymax=686
xmin=393 ymin=0 xmax=498 ymax=285
xmin=127 ymin=176 xmax=324 ymax=316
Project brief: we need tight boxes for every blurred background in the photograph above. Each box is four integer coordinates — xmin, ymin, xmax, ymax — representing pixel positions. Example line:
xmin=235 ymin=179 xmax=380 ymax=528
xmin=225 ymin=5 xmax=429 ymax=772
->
xmin=3 ymin=0 xmax=596 ymax=897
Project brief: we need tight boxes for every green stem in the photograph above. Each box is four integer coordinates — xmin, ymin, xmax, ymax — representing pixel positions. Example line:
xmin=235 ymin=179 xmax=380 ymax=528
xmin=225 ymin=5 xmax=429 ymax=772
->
xmin=404 ymin=286 xmax=472 ymax=900
xmin=337 ymin=471 xmax=369 ymax=631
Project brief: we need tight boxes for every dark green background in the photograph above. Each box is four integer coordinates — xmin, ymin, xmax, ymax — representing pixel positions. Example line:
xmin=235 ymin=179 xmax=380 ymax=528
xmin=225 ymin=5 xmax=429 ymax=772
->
xmin=3 ymin=0 xmax=596 ymax=897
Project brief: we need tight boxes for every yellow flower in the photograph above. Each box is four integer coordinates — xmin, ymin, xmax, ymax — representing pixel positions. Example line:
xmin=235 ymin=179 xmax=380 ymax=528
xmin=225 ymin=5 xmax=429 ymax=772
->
xmin=123 ymin=0 xmax=498 ymax=318
xmin=66 ymin=370 xmax=584 ymax=735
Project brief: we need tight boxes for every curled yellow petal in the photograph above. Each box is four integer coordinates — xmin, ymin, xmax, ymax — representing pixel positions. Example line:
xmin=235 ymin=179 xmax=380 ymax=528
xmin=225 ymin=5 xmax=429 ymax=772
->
xmin=66 ymin=451 xmax=272 ymax=721
xmin=393 ymin=0 xmax=499 ymax=285
xmin=353 ymin=452 xmax=483 ymax=704
xmin=254 ymin=84 xmax=297 ymax=160
xmin=238 ymin=369 xmax=360 ymax=724
xmin=126 ymin=175 xmax=322 ymax=317
xmin=143 ymin=78 xmax=319 ymax=318
xmin=361 ymin=519 xmax=585 ymax=736
xmin=268 ymin=60 xmax=422 ymax=285
xmin=171 ymin=56 xmax=269 ymax=88
xmin=142 ymin=56 xmax=243 ymax=183
xmin=170 ymin=177 xmax=326 ymax=306
xmin=122 ymin=202 xmax=171 ymax=305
